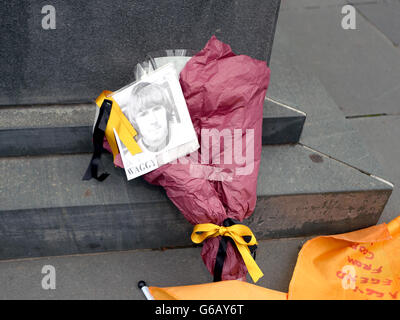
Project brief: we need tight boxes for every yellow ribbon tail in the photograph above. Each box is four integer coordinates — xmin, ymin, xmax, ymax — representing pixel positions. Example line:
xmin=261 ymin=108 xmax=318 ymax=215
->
xmin=95 ymin=90 xmax=142 ymax=159
xmin=191 ymin=223 xmax=264 ymax=283
xmin=236 ymin=242 xmax=264 ymax=283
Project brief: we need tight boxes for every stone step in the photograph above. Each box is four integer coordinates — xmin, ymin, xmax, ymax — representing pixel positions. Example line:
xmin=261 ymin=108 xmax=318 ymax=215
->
xmin=0 ymin=98 xmax=306 ymax=157
xmin=263 ymin=97 xmax=305 ymax=145
xmin=0 ymin=144 xmax=391 ymax=260
xmin=0 ymin=104 xmax=94 ymax=157
xmin=0 ymin=237 xmax=306 ymax=299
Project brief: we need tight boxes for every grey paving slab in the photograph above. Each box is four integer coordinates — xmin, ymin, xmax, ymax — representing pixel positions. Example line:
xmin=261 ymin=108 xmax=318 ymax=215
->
xmin=300 ymin=117 xmax=384 ymax=176
xmin=0 ymin=97 xmax=304 ymax=158
xmin=263 ymin=98 xmax=305 ymax=118
xmin=251 ymin=238 xmax=308 ymax=293
xmin=272 ymin=1 xmax=400 ymax=116
xmin=0 ymin=247 xmax=208 ymax=300
xmin=268 ymin=49 xmax=343 ymax=119
xmin=0 ymin=146 xmax=390 ymax=212
xmin=0 ymin=104 xmax=95 ymax=129
xmin=268 ymin=46 xmax=385 ymax=177
xmin=0 ymin=143 xmax=391 ymax=260
xmin=354 ymin=1 xmax=400 ymax=46
xmin=257 ymin=144 xmax=389 ymax=196
xmin=262 ymin=98 xmax=305 ymax=145
xmin=0 ymin=237 xmax=306 ymax=299
xmin=349 ymin=115 xmax=400 ymax=224
xmin=0 ymin=103 xmax=95 ymax=158
xmin=0 ymin=127 xmax=93 ymax=157
xmin=0 ymin=0 xmax=281 ymax=105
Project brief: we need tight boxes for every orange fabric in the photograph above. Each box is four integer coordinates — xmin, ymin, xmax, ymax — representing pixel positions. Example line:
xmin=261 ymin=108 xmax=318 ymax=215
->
xmin=149 ymin=216 xmax=400 ymax=300
xmin=288 ymin=216 xmax=400 ymax=300
xmin=149 ymin=280 xmax=287 ymax=300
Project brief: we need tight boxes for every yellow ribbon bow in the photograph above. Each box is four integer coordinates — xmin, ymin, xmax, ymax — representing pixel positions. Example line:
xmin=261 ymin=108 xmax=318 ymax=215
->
xmin=191 ymin=223 xmax=264 ymax=283
xmin=95 ymin=90 xmax=142 ymax=160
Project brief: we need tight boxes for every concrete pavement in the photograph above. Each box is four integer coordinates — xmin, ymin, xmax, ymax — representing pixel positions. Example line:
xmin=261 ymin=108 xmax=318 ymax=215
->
xmin=0 ymin=238 xmax=306 ymax=299
xmin=275 ymin=0 xmax=400 ymax=224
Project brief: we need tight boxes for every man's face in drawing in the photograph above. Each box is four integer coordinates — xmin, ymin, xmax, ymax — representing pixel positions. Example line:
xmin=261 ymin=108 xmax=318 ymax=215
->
xmin=135 ymin=103 xmax=168 ymax=149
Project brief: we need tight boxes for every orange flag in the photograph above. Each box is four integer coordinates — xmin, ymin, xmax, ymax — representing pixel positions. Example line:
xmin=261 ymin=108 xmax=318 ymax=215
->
xmin=149 ymin=280 xmax=287 ymax=300
xmin=288 ymin=216 xmax=400 ymax=300
xmin=148 ymin=216 xmax=400 ymax=300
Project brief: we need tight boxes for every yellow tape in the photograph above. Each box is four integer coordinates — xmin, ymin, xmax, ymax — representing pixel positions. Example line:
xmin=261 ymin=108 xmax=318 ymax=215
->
xmin=95 ymin=90 xmax=142 ymax=160
xmin=191 ymin=223 xmax=264 ymax=283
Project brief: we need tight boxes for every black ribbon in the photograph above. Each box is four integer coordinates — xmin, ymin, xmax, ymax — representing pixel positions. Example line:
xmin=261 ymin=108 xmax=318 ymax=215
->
xmin=82 ymin=99 xmax=113 ymax=182
xmin=213 ymin=218 xmax=258 ymax=282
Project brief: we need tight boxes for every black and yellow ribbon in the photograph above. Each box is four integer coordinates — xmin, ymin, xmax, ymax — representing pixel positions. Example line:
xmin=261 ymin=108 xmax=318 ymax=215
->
xmin=83 ymin=90 xmax=142 ymax=181
xmin=191 ymin=219 xmax=264 ymax=283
